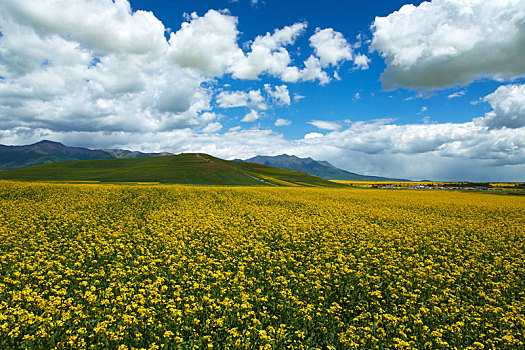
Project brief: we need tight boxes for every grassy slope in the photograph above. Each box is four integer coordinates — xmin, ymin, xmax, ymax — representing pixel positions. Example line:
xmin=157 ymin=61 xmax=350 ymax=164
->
xmin=0 ymin=153 xmax=347 ymax=187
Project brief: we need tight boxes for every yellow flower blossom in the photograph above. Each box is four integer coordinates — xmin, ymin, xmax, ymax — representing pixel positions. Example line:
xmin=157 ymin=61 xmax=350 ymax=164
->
xmin=0 ymin=180 xmax=523 ymax=349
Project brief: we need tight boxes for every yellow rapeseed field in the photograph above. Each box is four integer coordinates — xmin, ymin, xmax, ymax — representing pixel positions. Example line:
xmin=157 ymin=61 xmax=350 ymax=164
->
xmin=0 ymin=181 xmax=523 ymax=349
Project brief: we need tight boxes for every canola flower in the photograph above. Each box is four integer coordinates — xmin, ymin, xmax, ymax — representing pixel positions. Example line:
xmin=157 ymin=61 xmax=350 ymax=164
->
xmin=0 ymin=180 xmax=523 ymax=349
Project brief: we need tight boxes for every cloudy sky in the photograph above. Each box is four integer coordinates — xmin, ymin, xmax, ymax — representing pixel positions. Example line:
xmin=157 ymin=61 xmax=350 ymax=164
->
xmin=0 ymin=0 xmax=524 ymax=181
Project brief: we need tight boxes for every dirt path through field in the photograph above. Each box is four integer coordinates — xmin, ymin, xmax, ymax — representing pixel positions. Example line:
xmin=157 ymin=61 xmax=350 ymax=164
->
xmin=195 ymin=153 xmax=276 ymax=185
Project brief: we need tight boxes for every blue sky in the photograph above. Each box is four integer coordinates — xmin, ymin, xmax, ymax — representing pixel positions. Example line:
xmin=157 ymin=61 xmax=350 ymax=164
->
xmin=128 ymin=0 xmax=498 ymax=130
xmin=0 ymin=0 xmax=524 ymax=180
xmin=132 ymin=0 xmax=483 ymax=136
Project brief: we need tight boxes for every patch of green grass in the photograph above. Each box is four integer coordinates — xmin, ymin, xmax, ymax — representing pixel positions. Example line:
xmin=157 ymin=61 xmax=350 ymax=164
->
xmin=0 ymin=153 xmax=348 ymax=188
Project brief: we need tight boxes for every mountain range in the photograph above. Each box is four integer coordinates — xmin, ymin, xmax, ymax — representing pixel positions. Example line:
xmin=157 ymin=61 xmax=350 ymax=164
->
xmin=242 ymin=155 xmax=398 ymax=181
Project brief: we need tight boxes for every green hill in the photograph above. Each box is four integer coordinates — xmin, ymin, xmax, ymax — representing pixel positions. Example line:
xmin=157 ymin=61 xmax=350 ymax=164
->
xmin=0 ymin=153 xmax=347 ymax=187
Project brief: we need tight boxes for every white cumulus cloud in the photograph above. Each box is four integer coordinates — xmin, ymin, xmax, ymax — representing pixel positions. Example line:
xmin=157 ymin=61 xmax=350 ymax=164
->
xmin=275 ymin=118 xmax=291 ymax=126
xmin=371 ymin=0 xmax=525 ymax=89
xmin=353 ymin=54 xmax=370 ymax=70
xmin=0 ymin=0 xmax=212 ymax=133
xmin=304 ymin=132 xmax=324 ymax=140
xmin=264 ymin=84 xmax=291 ymax=105
xmin=216 ymin=90 xmax=267 ymax=110
xmin=201 ymin=122 xmax=223 ymax=134
xmin=168 ymin=10 xmax=243 ymax=77
xmin=168 ymin=12 xmax=343 ymax=84
xmin=309 ymin=28 xmax=353 ymax=67
xmin=241 ymin=110 xmax=260 ymax=122
xmin=478 ymin=84 xmax=525 ymax=129
xmin=1 ymin=2 xmax=347 ymax=137
xmin=309 ymin=120 xmax=341 ymax=131
xmin=230 ymin=22 xmax=307 ymax=80
xmin=286 ymin=55 xmax=330 ymax=85
xmin=1 ymin=0 xmax=167 ymax=57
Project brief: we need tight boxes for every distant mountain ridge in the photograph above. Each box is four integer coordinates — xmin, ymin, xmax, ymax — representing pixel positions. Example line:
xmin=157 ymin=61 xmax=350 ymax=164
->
xmin=0 ymin=140 xmax=171 ymax=170
xmin=243 ymin=154 xmax=401 ymax=181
